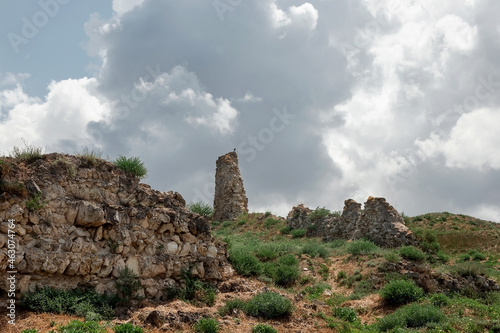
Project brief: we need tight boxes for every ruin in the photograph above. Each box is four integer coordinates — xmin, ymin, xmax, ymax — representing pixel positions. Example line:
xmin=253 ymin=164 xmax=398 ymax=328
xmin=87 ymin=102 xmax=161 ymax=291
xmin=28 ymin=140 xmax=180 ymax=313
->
xmin=0 ymin=153 xmax=233 ymax=305
xmin=287 ymin=197 xmax=417 ymax=247
xmin=212 ymin=151 xmax=248 ymax=221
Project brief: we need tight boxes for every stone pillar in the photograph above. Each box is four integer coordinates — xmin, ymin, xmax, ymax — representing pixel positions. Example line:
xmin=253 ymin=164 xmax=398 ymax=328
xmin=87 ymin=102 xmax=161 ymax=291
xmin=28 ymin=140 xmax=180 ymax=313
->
xmin=212 ymin=151 xmax=248 ymax=221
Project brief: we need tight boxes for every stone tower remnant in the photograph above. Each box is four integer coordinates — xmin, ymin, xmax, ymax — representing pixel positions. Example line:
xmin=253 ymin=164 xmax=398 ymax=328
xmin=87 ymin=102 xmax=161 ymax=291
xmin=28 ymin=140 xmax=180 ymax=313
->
xmin=213 ymin=151 xmax=248 ymax=221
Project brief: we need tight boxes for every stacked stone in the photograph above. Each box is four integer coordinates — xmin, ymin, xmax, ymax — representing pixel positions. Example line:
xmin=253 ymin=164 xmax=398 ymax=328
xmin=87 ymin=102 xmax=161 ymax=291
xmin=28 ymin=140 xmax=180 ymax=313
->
xmin=0 ymin=153 xmax=233 ymax=303
xmin=212 ymin=151 xmax=248 ymax=221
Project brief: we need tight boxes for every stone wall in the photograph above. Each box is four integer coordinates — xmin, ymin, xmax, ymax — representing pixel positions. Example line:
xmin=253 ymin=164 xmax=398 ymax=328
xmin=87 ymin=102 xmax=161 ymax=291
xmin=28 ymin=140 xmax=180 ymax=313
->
xmin=212 ymin=151 xmax=248 ymax=221
xmin=287 ymin=197 xmax=417 ymax=247
xmin=0 ymin=153 xmax=233 ymax=302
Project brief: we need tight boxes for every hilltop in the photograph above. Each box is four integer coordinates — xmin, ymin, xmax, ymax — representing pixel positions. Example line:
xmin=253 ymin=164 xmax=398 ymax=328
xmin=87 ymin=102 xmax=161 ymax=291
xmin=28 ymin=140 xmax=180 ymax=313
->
xmin=0 ymin=150 xmax=499 ymax=332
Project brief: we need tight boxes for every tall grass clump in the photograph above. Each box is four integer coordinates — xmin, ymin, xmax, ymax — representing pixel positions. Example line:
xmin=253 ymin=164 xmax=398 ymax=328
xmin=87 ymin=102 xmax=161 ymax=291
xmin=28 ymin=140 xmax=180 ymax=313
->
xmin=58 ymin=320 xmax=106 ymax=333
xmin=301 ymin=242 xmax=330 ymax=258
xmin=193 ymin=318 xmax=220 ymax=333
xmin=251 ymin=323 xmax=278 ymax=333
xmin=307 ymin=206 xmax=331 ymax=222
xmin=245 ymin=292 xmax=293 ymax=319
xmin=380 ymin=279 xmax=424 ymax=305
xmin=454 ymin=261 xmax=487 ymax=277
xmin=399 ymin=245 xmax=426 ymax=261
xmin=10 ymin=139 xmax=44 ymax=163
xmin=377 ymin=304 xmax=445 ymax=331
xmin=76 ymin=146 xmax=103 ymax=166
xmin=346 ymin=240 xmax=378 ymax=256
xmin=114 ymin=323 xmax=144 ymax=333
xmin=188 ymin=201 xmax=214 ymax=217
xmin=113 ymin=155 xmax=147 ymax=178
xmin=229 ymin=250 xmax=261 ymax=276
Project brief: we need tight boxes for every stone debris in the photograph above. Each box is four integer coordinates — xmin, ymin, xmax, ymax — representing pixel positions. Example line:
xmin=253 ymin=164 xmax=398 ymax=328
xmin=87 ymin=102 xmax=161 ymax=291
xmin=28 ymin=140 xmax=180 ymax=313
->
xmin=0 ymin=153 xmax=233 ymax=300
xmin=287 ymin=197 xmax=418 ymax=247
xmin=212 ymin=151 xmax=248 ymax=221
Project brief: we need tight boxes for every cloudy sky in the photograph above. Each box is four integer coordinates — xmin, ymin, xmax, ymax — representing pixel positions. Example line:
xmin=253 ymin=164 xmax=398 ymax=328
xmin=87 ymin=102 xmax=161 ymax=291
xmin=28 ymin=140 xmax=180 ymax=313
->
xmin=1 ymin=0 xmax=499 ymax=221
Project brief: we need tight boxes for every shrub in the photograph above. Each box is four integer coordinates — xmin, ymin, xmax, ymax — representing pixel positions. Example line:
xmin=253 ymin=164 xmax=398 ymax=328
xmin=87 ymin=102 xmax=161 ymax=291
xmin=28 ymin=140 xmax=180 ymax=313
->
xmin=454 ymin=261 xmax=487 ymax=277
xmin=0 ymin=180 xmax=27 ymax=197
xmin=420 ymin=230 xmax=441 ymax=254
xmin=20 ymin=287 xmax=118 ymax=319
xmin=380 ymin=279 xmax=424 ymax=305
xmin=308 ymin=206 xmax=331 ymax=222
xmin=280 ymin=226 xmax=292 ymax=235
xmin=188 ymin=201 xmax=214 ymax=217
xmin=377 ymin=304 xmax=444 ymax=331
xmin=194 ymin=318 xmax=220 ymax=333
xmin=301 ymin=242 xmax=329 ymax=258
xmin=245 ymin=292 xmax=293 ymax=319
xmin=264 ymin=217 xmax=280 ymax=228
xmin=251 ymin=323 xmax=278 ymax=333
xmin=399 ymin=246 xmax=426 ymax=261
xmin=436 ymin=251 xmax=450 ymax=263
xmin=291 ymin=228 xmax=306 ymax=238
xmin=177 ymin=270 xmax=216 ymax=306
xmin=113 ymin=155 xmax=147 ymax=178
xmin=430 ymin=293 xmax=450 ymax=307
xmin=52 ymin=158 xmax=77 ymax=178
xmin=229 ymin=250 xmax=261 ymax=276
xmin=336 ymin=271 xmax=347 ymax=281
xmin=218 ymin=298 xmax=247 ymax=316
xmin=58 ymin=320 xmax=106 ymax=333
xmin=114 ymin=323 xmax=143 ymax=333
xmin=466 ymin=249 xmax=487 ymax=261
xmin=21 ymin=330 xmax=38 ymax=333
xmin=383 ymin=251 xmax=401 ymax=263
xmin=25 ymin=193 xmax=48 ymax=212
xmin=346 ymin=240 xmax=378 ymax=256
xmin=115 ymin=267 xmax=142 ymax=300
xmin=333 ymin=307 xmax=357 ymax=323
xmin=272 ymin=262 xmax=300 ymax=286
xmin=10 ymin=139 xmax=44 ymax=163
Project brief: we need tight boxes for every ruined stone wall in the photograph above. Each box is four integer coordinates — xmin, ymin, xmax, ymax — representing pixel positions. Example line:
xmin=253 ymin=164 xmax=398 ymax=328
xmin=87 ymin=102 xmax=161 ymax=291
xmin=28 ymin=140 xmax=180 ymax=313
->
xmin=212 ymin=152 xmax=248 ymax=221
xmin=287 ymin=197 xmax=417 ymax=247
xmin=0 ymin=153 xmax=233 ymax=302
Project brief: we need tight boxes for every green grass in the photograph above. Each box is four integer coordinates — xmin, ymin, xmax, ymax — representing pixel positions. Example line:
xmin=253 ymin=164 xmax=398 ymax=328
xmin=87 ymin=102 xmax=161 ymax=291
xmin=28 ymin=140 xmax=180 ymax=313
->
xmin=346 ymin=240 xmax=378 ymax=256
xmin=291 ymin=228 xmax=306 ymax=238
xmin=58 ymin=320 xmax=107 ymax=333
xmin=113 ymin=155 xmax=148 ymax=178
xmin=113 ymin=323 xmax=144 ymax=333
xmin=399 ymin=245 xmax=427 ymax=261
xmin=453 ymin=261 xmax=488 ymax=277
xmin=377 ymin=303 xmax=445 ymax=331
xmin=76 ymin=147 xmax=104 ymax=166
xmin=251 ymin=323 xmax=278 ymax=333
xmin=218 ymin=292 xmax=293 ymax=319
xmin=307 ymin=206 xmax=331 ymax=222
xmin=301 ymin=242 xmax=330 ymax=258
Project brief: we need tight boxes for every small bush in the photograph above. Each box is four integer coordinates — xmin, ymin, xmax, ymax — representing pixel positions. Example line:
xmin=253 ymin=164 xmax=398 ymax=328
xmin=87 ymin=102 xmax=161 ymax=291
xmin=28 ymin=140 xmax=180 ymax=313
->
xmin=291 ymin=228 xmax=306 ymax=238
xmin=280 ymin=226 xmax=292 ymax=234
xmin=25 ymin=193 xmax=48 ymax=212
xmin=436 ymin=251 xmax=450 ymax=263
xmin=466 ymin=249 xmax=487 ymax=261
xmin=377 ymin=304 xmax=444 ymax=331
xmin=114 ymin=323 xmax=143 ymax=333
xmin=346 ymin=240 xmax=378 ymax=256
xmin=188 ymin=201 xmax=214 ymax=217
xmin=301 ymin=242 xmax=329 ymax=258
xmin=264 ymin=217 xmax=280 ymax=228
xmin=194 ymin=318 xmax=220 ymax=333
xmin=21 ymin=330 xmax=38 ymax=333
xmin=218 ymin=298 xmax=247 ymax=316
xmin=115 ymin=267 xmax=142 ymax=300
xmin=178 ymin=270 xmax=216 ymax=306
xmin=336 ymin=271 xmax=347 ymax=280
xmin=380 ymin=279 xmax=424 ymax=305
xmin=454 ymin=261 xmax=487 ymax=277
xmin=308 ymin=206 xmax=331 ymax=222
xmin=245 ymin=292 xmax=293 ymax=319
xmin=399 ymin=246 xmax=426 ymax=261
xmin=333 ymin=307 xmax=357 ymax=323
xmin=58 ymin=320 xmax=106 ymax=333
xmin=229 ymin=250 xmax=261 ymax=276
xmin=383 ymin=251 xmax=401 ymax=263
xmin=252 ymin=323 xmax=278 ymax=333
xmin=430 ymin=293 xmax=450 ymax=307
xmin=0 ymin=180 xmax=27 ymax=197
xmin=272 ymin=262 xmax=300 ymax=286
xmin=10 ymin=139 xmax=44 ymax=163
xmin=113 ymin=155 xmax=147 ymax=178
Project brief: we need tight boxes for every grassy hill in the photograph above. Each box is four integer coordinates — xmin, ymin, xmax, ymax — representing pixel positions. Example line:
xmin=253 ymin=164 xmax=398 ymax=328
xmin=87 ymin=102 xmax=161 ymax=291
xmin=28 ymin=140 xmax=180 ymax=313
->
xmin=5 ymin=211 xmax=500 ymax=332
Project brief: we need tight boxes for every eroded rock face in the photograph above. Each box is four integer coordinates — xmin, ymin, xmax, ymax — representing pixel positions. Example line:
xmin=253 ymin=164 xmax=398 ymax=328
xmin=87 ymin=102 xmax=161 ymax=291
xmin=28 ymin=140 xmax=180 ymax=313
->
xmin=0 ymin=153 xmax=233 ymax=301
xmin=212 ymin=152 xmax=248 ymax=221
xmin=286 ymin=197 xmax=417 ymax=247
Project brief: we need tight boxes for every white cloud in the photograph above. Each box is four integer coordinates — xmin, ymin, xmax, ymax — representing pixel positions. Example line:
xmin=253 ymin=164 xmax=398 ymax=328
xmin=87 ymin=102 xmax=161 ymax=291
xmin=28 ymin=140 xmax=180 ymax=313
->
xmin=112 ymin=0 xmax=145 ymax=16
xmin=471 ymin=204 xmax=500 ymax=223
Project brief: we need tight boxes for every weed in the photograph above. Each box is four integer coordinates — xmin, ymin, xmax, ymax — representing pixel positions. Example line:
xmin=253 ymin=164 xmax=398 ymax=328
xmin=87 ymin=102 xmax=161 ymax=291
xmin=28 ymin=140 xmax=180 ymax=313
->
xmin=399 ymin=246 xmax=426 ymax=261
xmin=218 ymin=298 xmax=247 ymax=316
xmin=188 ymin=202 xmax=214 ymax=217
xmin=194 ymin=318 xmax=220 ymax=333
xmin=11 ymin=139 xmax=44 ymax=163
xmin=113 ymin=155 xmax=148 ymax=179
xmin=115 ymin=267 xmax=142 ymax=300
xmin=377 ymin=304 xmax=444 ymax=331
xmin=333 ymin=307 xmax=357 ymax=323
xmin=301 ymin=242 xmax=329 ymax=258
xmin=57 ymin=320 xmax=106 ymax=333
xmin=303 ymin=282 xmax=331 ymax=299
xmin=245 ymin=292 xmax=293 ymax=319
xmin=380 ymin=279 xmax=424 ymax=305
xmin=308 ymin=206 xmax=331 ymax=222
xmin=264 ymin=211 xmax=272 ymax=217
xmin=25 ymin=193 xmax=48 ymax=212
xmin=76 ymin=146 xmax=103 ymax=166
xmin=383 ymin=250 xmax=401 ymax=263
xmin=21 ymin=330 xmax=39 ymax=333
xmin=251 ymin=323 xmax=278 ymax=333
xmin=319 ymin=264 xmax=329 ymax=280
xmin=264 ymin=217 xmax=280 ymax=228
xmin=346 ymin=240 xmax=378 ymax=256
xmin=430 ymin=293 xmax=450 ymax=307
xmin=280 ymin=226 xmax=292 ymax=235
xmin=113 ymin=323 xmax=143 ymax=333
xmin=336 ymin=271 xmax=347 ymax=281
xmin=291 ymin=228 xmax=306 ymax=238
xmin=51 ymin=158 xmax=77 ymax=178
xmin=229 ymin=250 xmax=261 ymax=276
xmin=0 ymin=180 xmax=27 ymax=197
xmin=454 ymin=261 xmax=487 ymax=277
